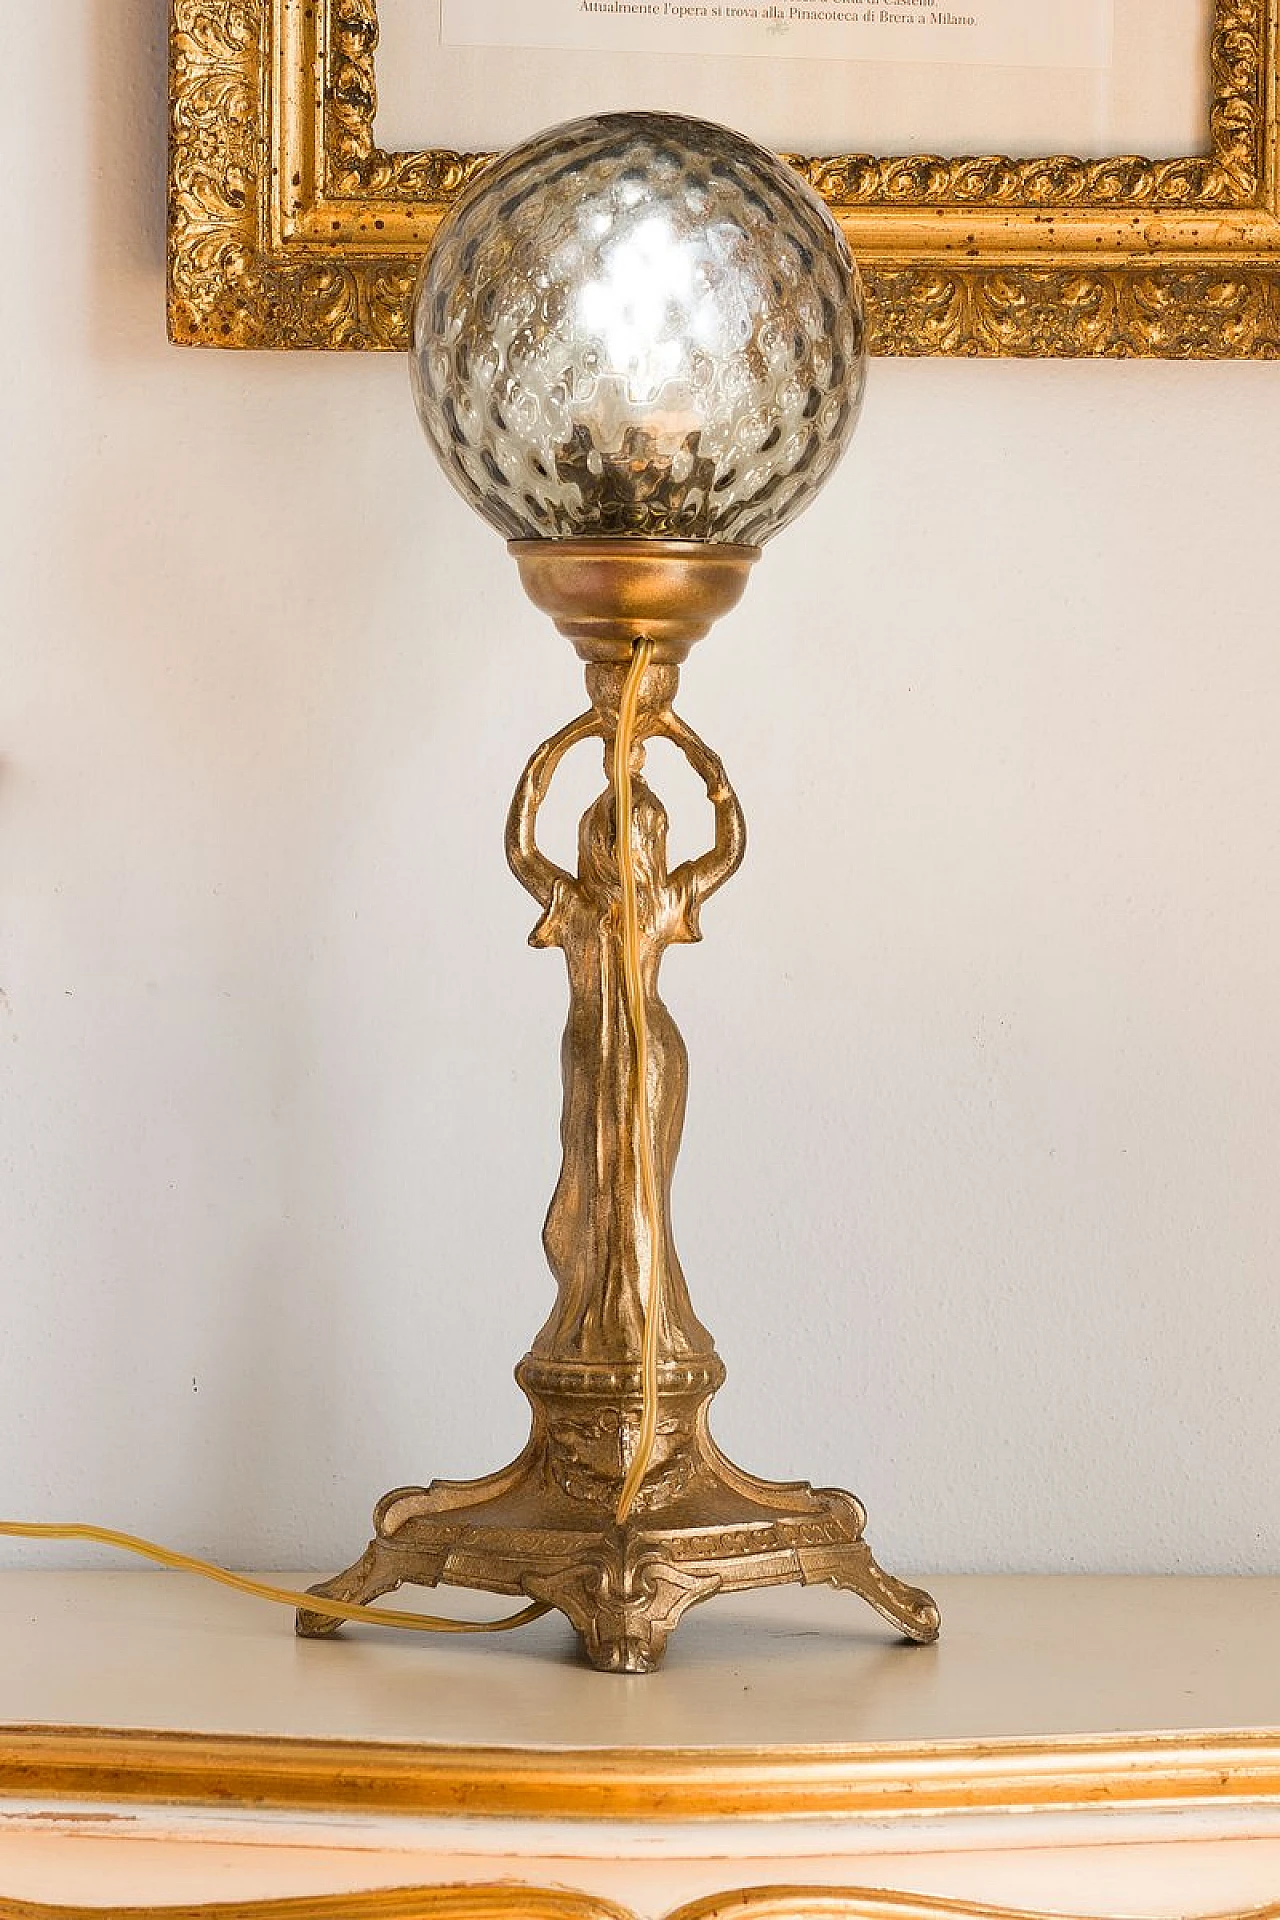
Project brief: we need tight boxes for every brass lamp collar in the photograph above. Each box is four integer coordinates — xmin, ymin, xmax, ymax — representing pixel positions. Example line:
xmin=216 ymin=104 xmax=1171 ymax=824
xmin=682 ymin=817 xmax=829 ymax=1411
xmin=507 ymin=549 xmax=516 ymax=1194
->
xmin=508 ymin=539 xmax=760 ymax=663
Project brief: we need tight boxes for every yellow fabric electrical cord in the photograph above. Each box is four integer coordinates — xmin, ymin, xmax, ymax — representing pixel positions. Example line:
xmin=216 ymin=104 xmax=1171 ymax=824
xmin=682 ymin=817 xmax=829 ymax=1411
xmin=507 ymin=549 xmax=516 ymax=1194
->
xmin=0 ymin=639 xmax=663 ymax=1622
xmin=0 ymin=1521 xmax=549 ymax=1634
xmin=612 ymin=635 xmax=663 ymax=1525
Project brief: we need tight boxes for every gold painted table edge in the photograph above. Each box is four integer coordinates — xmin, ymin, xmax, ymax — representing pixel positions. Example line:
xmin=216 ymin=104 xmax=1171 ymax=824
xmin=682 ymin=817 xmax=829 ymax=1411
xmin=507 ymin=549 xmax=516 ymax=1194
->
xmin=5 ymin=1722 xmax=1280 ymax=1822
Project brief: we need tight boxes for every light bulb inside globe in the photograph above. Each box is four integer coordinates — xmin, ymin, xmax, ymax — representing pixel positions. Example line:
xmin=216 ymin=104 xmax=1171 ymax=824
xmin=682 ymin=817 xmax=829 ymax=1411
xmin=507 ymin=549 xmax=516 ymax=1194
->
xmin=410 ymin=111 xmax=866 ymax=549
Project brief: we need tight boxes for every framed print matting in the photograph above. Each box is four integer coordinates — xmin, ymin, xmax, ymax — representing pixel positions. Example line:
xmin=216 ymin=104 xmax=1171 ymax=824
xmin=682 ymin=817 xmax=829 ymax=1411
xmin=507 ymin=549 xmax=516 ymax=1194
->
xmin=167 ymin=0 xmax=1280 ymax=355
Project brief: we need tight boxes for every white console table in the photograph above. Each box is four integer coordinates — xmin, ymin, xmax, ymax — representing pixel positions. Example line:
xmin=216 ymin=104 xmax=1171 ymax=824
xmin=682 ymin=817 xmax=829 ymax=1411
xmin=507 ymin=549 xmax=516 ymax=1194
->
xmin=2 ymin=1573 xmax=1279 ymax=1916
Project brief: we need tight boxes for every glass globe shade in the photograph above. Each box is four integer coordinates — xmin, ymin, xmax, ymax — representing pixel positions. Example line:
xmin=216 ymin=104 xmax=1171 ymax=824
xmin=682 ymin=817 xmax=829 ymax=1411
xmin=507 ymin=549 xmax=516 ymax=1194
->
xmin=410 ymin=110 xmax=866 ymax=547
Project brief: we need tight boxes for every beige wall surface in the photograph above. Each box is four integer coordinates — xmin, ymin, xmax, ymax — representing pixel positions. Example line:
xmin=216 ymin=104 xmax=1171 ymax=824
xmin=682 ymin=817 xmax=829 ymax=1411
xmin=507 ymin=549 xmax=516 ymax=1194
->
xmin=2 ymin=1 xmax=1278 ymax=1578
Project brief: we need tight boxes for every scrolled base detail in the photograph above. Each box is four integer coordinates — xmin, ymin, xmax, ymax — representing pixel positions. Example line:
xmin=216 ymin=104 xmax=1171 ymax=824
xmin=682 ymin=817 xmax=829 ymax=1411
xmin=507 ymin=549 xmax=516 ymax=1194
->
xmin=298 ymin=1375 xmax=939 ymax=1671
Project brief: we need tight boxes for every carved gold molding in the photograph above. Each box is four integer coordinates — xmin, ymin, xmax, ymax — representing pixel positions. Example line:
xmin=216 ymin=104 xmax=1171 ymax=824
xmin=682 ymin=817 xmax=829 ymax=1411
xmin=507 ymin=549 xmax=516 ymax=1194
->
xmin=6 ymin=1723 xmax=1280 ymax=1821
xmin=168 ymin=0 xmax=1280 ymax=356
xmin=669 ymin=1895 xmax=1280 ymax=1920
xmin=4 ymin=1886 xmax=1280 ymax=1920
xmin=0 ymin=1891 xmax=624 ymax=1920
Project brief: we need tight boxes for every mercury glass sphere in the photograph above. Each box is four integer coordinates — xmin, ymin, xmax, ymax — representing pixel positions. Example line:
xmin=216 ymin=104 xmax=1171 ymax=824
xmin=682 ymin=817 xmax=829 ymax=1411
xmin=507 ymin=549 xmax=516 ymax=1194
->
xmin=410 ymin=111 xmax=865 ymax=547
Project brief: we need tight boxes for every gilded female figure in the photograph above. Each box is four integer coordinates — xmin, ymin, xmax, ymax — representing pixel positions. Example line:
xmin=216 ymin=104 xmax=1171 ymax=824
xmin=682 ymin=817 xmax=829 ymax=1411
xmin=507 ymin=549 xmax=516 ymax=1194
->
xmin=505 ymin=670 xmax=745 ymax=1369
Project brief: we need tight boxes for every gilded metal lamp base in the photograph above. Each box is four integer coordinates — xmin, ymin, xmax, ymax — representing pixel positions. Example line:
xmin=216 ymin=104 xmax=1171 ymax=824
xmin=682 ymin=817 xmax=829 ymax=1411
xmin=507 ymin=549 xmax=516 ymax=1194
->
xmin=297 ymin=1356 xmax=939 ymax=1673
xmin=299 ymin=542 xmax=939 ymax=1674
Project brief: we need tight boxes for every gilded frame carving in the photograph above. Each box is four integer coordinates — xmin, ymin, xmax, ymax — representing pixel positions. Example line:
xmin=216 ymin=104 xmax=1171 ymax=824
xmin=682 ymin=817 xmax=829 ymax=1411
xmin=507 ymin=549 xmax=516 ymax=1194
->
xmin=168 ymin=0 xmax=1280 ymax=356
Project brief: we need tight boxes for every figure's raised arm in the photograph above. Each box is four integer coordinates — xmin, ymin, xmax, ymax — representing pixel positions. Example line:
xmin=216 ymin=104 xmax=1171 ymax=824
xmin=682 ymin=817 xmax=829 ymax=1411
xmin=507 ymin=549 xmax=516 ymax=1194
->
xmin=505 ymin=710 xmax=600 ymax=907
xmin=662 ymin=714 xmax=747 ymax=904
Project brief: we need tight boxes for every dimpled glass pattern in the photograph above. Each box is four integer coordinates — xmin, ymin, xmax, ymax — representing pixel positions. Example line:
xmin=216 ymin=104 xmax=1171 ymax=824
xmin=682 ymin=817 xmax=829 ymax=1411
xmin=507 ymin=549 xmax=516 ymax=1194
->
xmin=410 ymin=111 xmax=865 ymax=546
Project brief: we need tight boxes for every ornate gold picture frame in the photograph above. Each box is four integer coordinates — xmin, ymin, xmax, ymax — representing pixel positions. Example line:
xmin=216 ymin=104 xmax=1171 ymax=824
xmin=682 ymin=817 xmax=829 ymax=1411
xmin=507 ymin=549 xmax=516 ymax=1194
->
xmin=169 ymin=0 xmax=1280 ymax=355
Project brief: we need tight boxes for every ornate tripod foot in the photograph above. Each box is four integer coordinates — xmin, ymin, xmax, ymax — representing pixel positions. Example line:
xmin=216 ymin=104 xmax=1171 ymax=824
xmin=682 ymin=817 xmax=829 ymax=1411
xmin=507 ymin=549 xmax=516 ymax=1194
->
xmin=295 ymin=1533 xmax=432 ymax=1639
xmin=794 ymin=1518 xmax=941 ymax=1645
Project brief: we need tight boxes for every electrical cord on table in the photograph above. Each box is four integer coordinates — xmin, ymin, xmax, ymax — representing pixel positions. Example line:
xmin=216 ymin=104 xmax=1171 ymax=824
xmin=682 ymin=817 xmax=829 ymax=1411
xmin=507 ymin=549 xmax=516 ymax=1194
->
xmin=0 ymin=1520 xmax=549 ymax=1633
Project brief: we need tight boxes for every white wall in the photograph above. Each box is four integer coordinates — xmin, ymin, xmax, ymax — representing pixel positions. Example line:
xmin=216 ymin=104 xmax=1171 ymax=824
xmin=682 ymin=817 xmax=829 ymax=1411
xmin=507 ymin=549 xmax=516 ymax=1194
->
xmin=3 ymin=0 xmax=1278 ymax=1578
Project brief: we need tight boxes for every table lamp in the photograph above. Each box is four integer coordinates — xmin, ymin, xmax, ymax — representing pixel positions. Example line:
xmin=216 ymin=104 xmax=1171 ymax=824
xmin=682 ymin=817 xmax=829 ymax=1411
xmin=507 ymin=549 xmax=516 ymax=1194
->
xmin=297 ymin=110 xmax=940 ymax=1673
